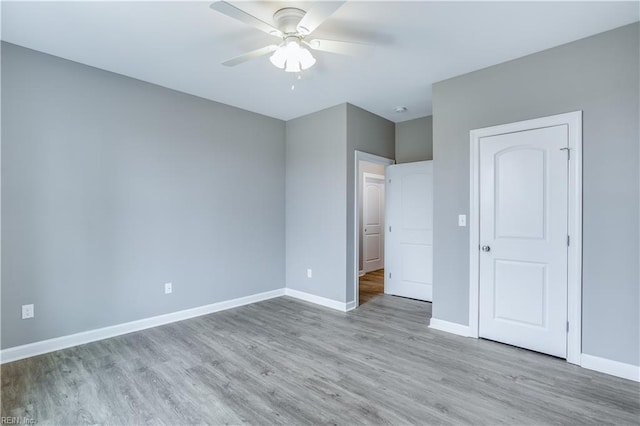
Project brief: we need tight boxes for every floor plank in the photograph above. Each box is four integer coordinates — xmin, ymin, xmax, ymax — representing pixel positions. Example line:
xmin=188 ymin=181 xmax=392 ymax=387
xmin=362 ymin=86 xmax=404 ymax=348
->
xmin=1 ymin=295 xmax=638 ymax=425
xmin=359 ymin=269 xmax=384 ymax=305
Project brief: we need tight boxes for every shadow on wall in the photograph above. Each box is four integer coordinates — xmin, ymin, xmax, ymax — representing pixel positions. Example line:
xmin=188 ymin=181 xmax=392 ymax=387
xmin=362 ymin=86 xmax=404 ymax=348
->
xmin=395 ymin=116 xmax=433 ymax=164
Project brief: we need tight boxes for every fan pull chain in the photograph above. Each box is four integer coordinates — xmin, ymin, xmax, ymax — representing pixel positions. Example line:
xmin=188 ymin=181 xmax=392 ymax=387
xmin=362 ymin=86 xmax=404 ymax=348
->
xmin=291 ymin=73 xmax=303 ymax=91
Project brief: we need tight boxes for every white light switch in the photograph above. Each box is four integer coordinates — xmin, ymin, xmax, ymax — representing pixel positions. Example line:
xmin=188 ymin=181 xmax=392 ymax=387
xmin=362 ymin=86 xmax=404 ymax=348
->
xmin=22 ymin=304 xmax=34 ymax=319
xmin=458 ymin=214 xmax=467 ymax=227
xmin=164 ymin=282 xmax=173 ymax=294
xmin=307 ymin=269 xmax=313 ymax=278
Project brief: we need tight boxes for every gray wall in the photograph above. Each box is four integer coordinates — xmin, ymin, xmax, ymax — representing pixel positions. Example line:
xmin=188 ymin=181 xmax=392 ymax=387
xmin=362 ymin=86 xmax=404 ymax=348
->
xmin=285 ymin=103 xmax=393 ymax=304
xmin=346 ymin=104 xmax=395 ymax=304
xmin=285 ymin=104 xmax=348 ymax=302
xmin=432 ymin=23 xmax=639 ymax=366
xmin=1 ymin=43 xmax=286 ymax=349
xmin=395 ymin=116 xmax=433 ymax=163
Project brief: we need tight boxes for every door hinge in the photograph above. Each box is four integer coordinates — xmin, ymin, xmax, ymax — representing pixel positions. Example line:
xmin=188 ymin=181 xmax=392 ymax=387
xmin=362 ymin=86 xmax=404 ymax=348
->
xmin=567 ymin=321 xmax=570 ymax=332
xmin=389 ymin=226 xmax=392 ymax=232
xmin=389 ymin=272 xmax=392 ymax=279
xmin=567 ymin=235 xmax=570 ymax=246
xmin=388 ymin=179 xmax=392 ymax=183
xmin=560 ymin=147 xmax=570 ymax=160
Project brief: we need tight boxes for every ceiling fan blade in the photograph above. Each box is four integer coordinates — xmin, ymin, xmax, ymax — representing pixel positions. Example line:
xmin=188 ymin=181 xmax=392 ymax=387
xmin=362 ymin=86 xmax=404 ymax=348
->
xmin=305 ymin=39 xmax=362 ymax=55
xmin=210 ymin=1 xmax=282 ymax=38
xmin=296 ymin=2 xmax=346 ymax=35
xmin=222 ymin=45 xmax=279 ymax=67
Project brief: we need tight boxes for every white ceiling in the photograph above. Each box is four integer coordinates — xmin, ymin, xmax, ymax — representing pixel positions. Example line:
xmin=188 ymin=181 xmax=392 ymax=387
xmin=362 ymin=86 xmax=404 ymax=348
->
xmin=2 ymin=1 xmax=638 ymax=122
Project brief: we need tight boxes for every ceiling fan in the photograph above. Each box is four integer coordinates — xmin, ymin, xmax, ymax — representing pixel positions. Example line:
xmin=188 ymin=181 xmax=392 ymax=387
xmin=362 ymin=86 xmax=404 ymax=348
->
xmin=210 ymin=1 xmax=358 ymax=73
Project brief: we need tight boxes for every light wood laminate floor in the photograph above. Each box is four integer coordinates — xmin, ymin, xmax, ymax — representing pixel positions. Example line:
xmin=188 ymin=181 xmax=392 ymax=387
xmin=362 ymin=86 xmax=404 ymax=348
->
xmin=2 ymin=295 xmax=639 ymax=425
xmin=359 ymin=269 xmax=385 ymax=305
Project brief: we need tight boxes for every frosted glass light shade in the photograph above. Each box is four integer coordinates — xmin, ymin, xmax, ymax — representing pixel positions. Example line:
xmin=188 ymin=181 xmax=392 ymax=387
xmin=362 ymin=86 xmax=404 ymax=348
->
xmin=269 ymin=46 xmax=287 ymax=69
xmin=269 ymin=40 xmax=316 ymax=72
xmin=285 ymin=59 xmax=301 ymax=73
xmin=298 ymin=48 xmax=316 ymax=70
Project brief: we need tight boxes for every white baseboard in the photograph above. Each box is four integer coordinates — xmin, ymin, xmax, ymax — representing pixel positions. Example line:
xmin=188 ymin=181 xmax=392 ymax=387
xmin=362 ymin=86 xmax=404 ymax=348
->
xmin=0 ymin=288 xmax=286 ymax=364
xmin=427 ymin=319 xmax=639 ymax=382
xmin=5 ymin=288 xmax=638 ymax=384
xmin=428 ymin=318 xmax=471 ymax=337
xmin=581 ymin=353 xmax=640 ymax=382
xmin=358 ymin=270 xmax=365 ymax=277
xmin=284 ymin=288 xmax=349 ymax=312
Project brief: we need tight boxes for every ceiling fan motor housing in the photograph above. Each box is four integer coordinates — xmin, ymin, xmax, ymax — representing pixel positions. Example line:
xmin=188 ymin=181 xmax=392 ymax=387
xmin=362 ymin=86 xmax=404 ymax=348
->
xmin=273 ymin=8 xmax=307 ymax=35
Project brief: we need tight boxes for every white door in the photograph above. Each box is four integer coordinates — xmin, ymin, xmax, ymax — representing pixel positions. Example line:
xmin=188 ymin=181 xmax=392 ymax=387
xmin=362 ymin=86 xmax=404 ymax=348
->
xmin=479 ymin=125 xmax=569 ymax=358
xmin=385 ymin=161 xmax=433 ymax=302
xmin=363 ymin=173 xmax=385 ymax=272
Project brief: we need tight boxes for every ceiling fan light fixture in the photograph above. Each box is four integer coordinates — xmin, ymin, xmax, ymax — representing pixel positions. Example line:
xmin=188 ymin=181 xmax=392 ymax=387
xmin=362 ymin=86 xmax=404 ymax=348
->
xmin=269 ymin=38 xmax=316 ymax=72
xmin=298 ymin=47 xmax=316 ymax=70
xmin=211 ymin=2 xmax=351 ymax=72
xmin=269 ymin=45 xmax=287 ymax=69
xmin=285 ymin=59 xmax=302 ymax=73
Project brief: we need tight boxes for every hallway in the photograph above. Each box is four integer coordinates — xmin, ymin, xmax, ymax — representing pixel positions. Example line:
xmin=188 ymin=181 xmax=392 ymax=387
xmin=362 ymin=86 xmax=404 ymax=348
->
xmin=359 ymin=269 xmax=384 ymax=305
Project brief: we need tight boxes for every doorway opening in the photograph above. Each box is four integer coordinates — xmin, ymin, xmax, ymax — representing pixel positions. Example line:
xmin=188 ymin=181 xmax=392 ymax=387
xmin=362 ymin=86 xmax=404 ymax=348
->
xmin=354 ymin=151 xmax=394 ymax=307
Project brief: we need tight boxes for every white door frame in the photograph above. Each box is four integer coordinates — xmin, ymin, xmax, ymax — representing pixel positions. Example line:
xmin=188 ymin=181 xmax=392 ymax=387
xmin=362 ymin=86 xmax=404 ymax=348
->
xmin=362 ymin=172 xmax=386 ymax=273
xmin=468 ymin=111 xmax=583 ymax=365
xmin=354 ymin=151 xmax=395 ymax=307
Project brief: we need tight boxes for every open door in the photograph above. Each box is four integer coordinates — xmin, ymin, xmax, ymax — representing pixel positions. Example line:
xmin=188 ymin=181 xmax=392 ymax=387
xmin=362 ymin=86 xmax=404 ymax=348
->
xmin=385 ymin=161 xmax=433 ymax=302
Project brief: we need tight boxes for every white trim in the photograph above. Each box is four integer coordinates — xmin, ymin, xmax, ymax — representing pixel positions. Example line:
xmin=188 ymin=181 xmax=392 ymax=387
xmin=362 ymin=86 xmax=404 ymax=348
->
xmin=581 ymin=354 xmax=640 ymax=382
xmin=363 ymin=172 xmax=385 ymax=181
xmin=358 ymin=270 xmax=365 ymax=277
xmin=345 ymin=301 xmax=357 ymax=312
xmin=468 ymin=111 xmax=583 ymax=364
xmin=356 ymin=151 xmax=395 ymax=166
xmin=284 ymin=288 xmax=350 ymax=312
xmin=429 ymin=318 xmax=471 ymax=337
xmin=565 ymin=112 xmax=583 ymax=365
xmin=352 ymin=150 xmax=395 ymax=309
xmin=0 ymin=288 xmax=285 ymax=364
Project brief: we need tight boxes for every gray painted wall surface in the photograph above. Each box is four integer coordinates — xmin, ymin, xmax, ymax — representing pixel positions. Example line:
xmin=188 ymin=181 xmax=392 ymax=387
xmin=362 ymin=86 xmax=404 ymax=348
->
xmin=432 ymin=23 xmax=639 ymax=366
xmin=346 ymin=104 xmax=395 ymax=303
xmin=285 ymin=104 xmax=393 ymax=304
xmin=1 ymin=43 xmax=286 ymax=349
xmin=395 ymin=116 xmax=433 ymax=163
xmin=285 ymin=105 xmax=348 ymax=302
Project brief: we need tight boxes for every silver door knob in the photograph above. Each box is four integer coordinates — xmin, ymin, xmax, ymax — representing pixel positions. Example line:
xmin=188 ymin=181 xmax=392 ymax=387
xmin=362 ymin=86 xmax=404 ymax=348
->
xmin=481 ymin=245 xmax=491 ymax=252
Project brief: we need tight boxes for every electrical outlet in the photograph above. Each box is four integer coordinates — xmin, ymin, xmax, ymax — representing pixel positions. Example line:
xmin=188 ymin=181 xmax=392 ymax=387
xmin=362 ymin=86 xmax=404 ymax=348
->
xmin=22 ymin=304 xmax=34 ymax=319
xmin=458 ymin=214 xmax=467 ymax=227
xmin=164 ymin=282 xmax=173 ymax=294
xmin=307 ymin=269 xmax=313 ymax=278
